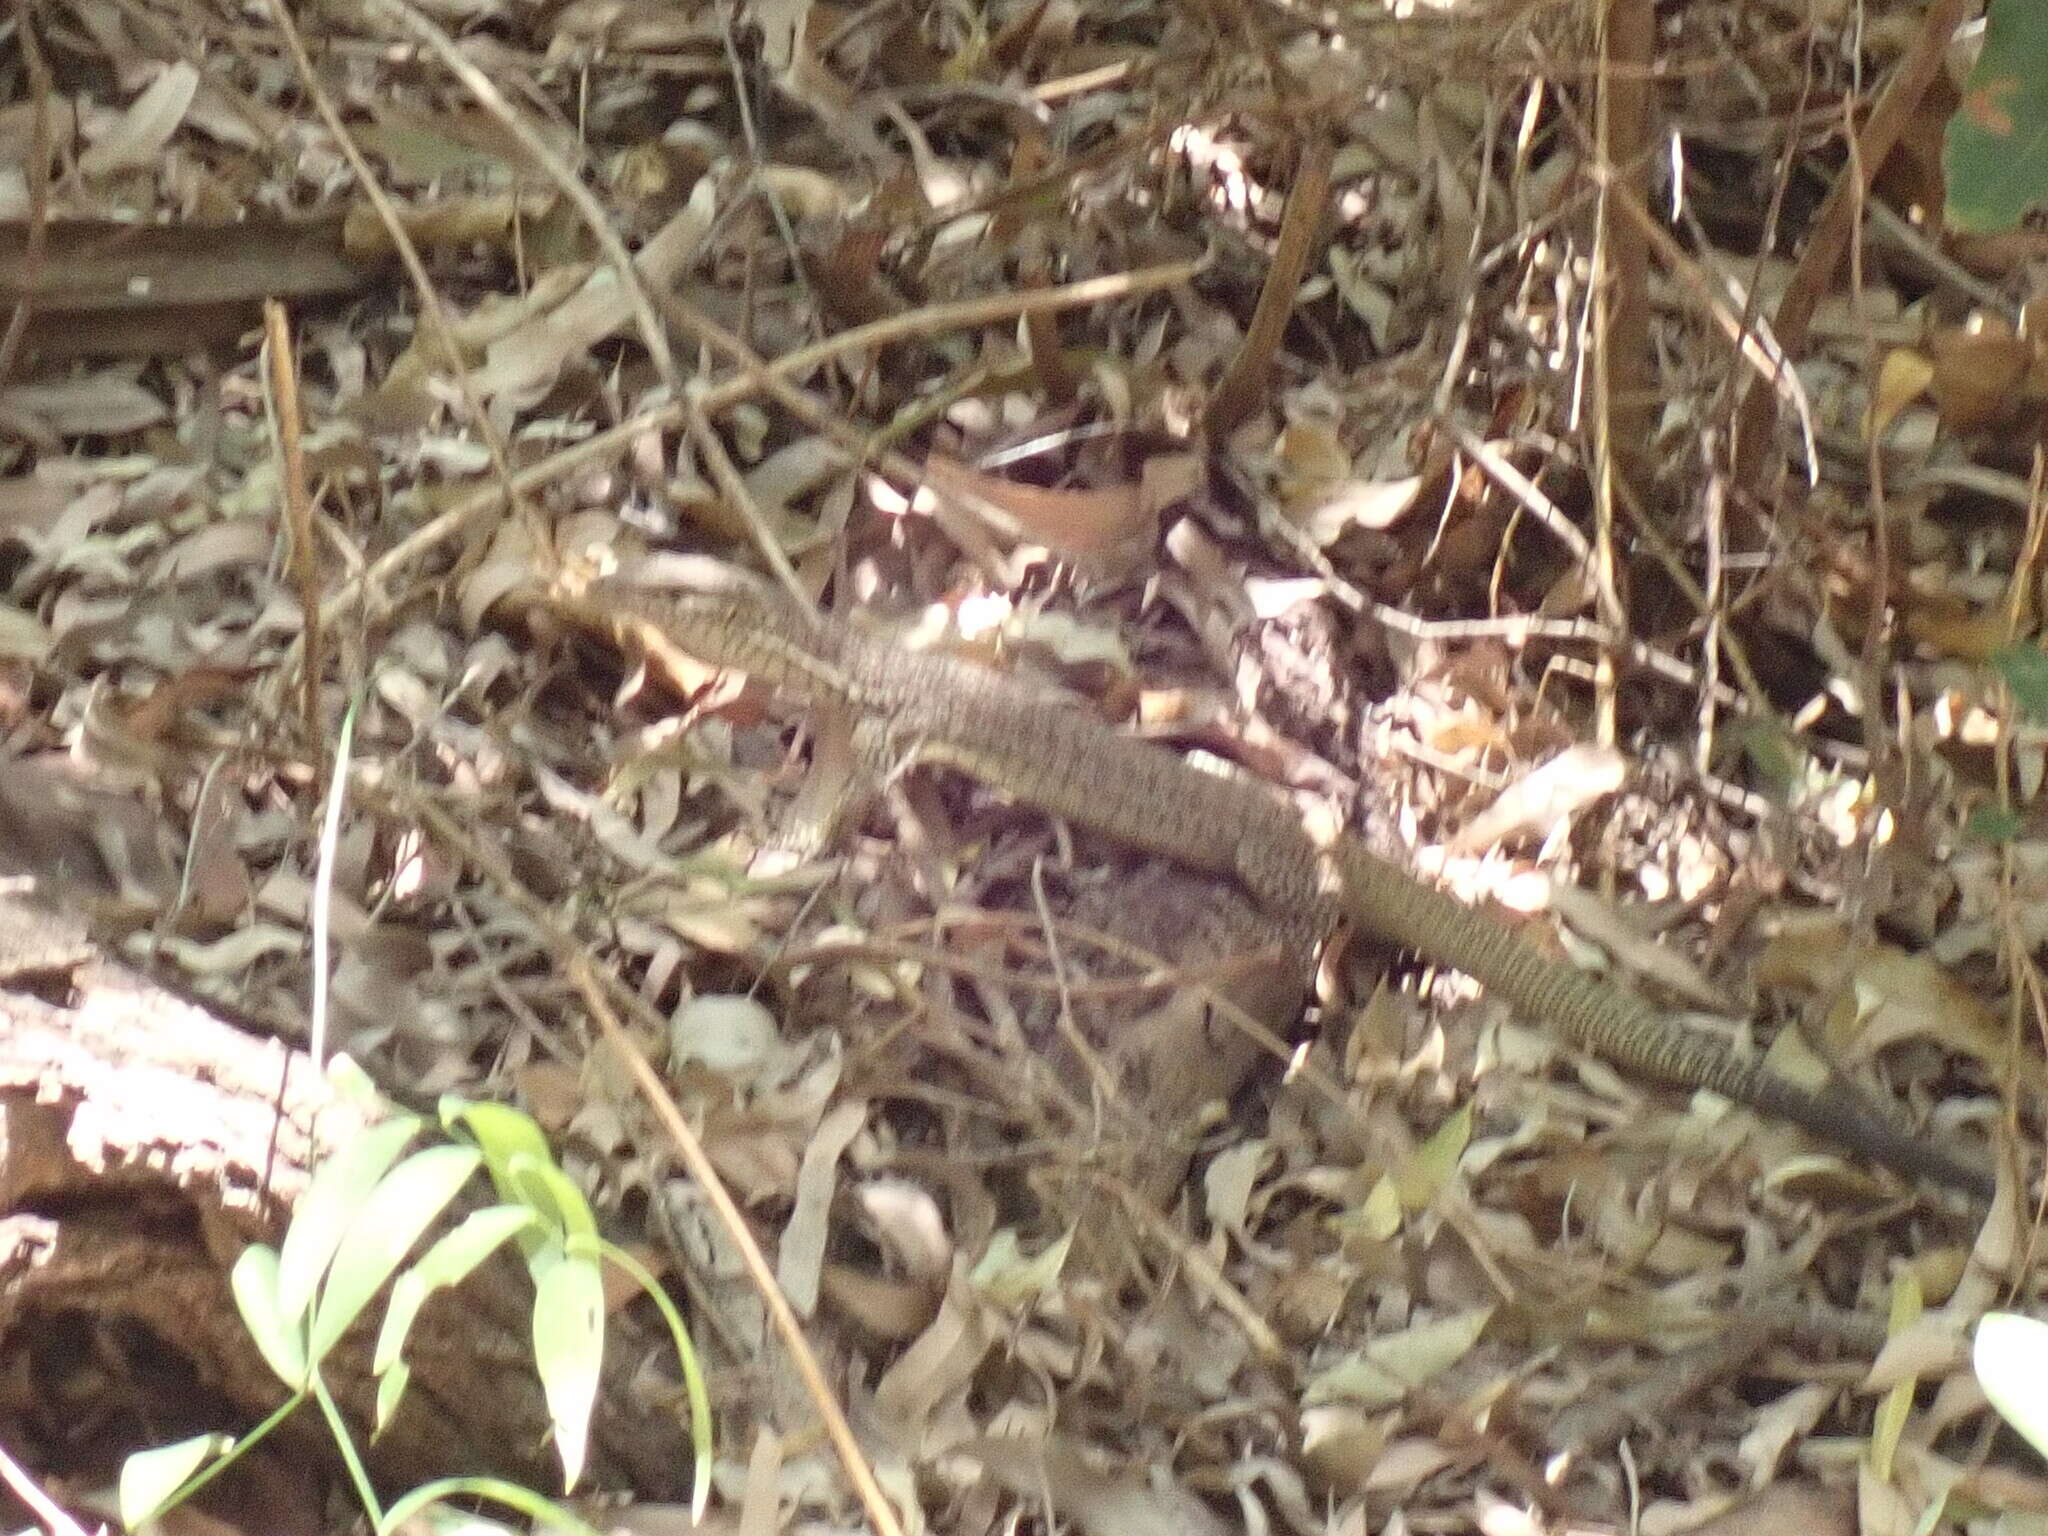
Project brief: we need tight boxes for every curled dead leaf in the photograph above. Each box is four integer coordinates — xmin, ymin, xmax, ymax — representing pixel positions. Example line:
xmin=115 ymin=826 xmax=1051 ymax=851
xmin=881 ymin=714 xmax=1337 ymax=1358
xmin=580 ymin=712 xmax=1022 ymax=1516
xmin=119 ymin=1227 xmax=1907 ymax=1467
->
xmin=1756 ymin=919 xmax=2011 ymax=1068
xmin=922 ymin=452 xmax=1158 ymax=565
xmin=1926 ymin=320 xmax=2038 ymax=431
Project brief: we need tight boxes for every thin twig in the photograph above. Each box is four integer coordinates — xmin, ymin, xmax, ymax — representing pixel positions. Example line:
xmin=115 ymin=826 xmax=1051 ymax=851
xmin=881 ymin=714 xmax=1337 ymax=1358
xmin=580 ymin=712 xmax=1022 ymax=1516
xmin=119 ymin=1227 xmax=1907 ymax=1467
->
xmin=399 ymin=792 xmax=908 ymax=1536
xmin=0 ymin=1 xmax=53 ymax=388
xmin=261 ymin=0 xmax=530 ymax=558
xmin=1729 ymin=0 xmax=1974 ymax=488
xmin=306 ymin=261 xmax=1195 ymax=637
xmin=371 ymin=0 xmax=815 ymax=617
xmin=262 ymin=300 xmax=323 ymax=766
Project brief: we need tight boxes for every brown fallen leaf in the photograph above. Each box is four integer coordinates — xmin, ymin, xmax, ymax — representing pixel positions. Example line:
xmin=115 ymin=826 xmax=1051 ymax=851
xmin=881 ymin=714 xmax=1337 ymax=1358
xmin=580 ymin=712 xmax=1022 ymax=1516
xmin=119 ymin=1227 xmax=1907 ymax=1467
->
xmin=1755 ymin=917 xmax=2014 ymax=1069
xmin=1446 ymin=744 xmax=1629 ymax=854
xmin=957 ymin=1433 xmax=1234 ymax=1536
xmin=922 ymin=451 xmax=1160 ymax=565
xmin=1665 ymin=1481 xmax=1855 ymax=1536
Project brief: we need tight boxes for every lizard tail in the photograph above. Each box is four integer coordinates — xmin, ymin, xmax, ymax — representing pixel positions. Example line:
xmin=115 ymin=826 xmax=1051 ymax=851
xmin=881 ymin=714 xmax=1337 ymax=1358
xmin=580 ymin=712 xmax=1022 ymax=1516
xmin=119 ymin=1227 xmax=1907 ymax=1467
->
xmin=1330 ymin=841 xmax=1995 ymax=1200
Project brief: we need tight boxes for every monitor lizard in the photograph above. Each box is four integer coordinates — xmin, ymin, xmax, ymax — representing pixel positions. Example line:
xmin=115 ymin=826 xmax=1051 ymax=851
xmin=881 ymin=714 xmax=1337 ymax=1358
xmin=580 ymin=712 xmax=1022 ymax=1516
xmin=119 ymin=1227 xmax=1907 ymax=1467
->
xmin=534 ymin=575 xmax=1996 ymax=1201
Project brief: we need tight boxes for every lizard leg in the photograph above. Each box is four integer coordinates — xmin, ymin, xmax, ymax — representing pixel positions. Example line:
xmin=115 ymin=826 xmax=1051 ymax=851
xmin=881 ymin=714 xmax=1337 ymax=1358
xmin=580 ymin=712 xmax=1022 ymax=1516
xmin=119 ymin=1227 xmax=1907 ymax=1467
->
xmin=774 ymin=711 xmax=937 ymax=855
xmin=763 ymin=714 xmax=957 ymax=905
xmin=847 ymin=716 xmax=961 ymax=904
xmin=771 ymin=705 xmax=871 ymax=860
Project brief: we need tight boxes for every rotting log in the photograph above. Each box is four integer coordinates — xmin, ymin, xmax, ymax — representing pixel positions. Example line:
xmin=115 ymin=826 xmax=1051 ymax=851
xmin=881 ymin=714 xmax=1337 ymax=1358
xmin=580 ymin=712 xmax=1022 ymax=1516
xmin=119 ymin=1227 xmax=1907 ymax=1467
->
xmin=0 ymin=899 xmax=690 ymax=1503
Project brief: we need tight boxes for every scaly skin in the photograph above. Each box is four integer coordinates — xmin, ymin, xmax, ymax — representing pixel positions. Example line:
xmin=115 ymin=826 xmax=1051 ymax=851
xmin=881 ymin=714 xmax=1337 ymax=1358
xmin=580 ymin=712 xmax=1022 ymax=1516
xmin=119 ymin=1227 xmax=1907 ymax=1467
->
xmin=544 ymin=577 xmax=1994 ymax=1200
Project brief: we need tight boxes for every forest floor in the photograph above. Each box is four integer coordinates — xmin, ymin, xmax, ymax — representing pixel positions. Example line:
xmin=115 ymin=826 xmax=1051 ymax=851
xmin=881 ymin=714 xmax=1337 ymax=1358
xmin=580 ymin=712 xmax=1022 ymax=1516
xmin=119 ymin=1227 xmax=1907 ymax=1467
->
xmin=3 ymin=0 xmax=2048 ymax=1531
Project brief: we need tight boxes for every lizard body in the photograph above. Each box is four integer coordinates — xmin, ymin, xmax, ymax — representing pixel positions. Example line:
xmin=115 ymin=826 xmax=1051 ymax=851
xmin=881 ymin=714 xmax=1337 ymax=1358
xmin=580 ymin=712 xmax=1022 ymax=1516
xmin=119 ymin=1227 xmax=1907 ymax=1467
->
xmin=547 ymin=578 xmax=1994 ymax=1200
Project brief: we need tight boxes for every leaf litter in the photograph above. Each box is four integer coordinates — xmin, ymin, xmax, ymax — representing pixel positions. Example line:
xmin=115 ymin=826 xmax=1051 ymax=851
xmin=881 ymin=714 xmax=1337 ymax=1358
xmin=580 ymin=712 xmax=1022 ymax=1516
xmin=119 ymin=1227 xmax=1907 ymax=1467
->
xmin=3 ymin=0 xmax=2048 ymax=1530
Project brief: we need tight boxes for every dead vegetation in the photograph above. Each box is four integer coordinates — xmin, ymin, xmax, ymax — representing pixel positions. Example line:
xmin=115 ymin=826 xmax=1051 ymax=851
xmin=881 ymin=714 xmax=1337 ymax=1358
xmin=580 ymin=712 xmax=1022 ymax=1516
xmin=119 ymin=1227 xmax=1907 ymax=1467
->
xmin=4 ymin=0 xmax=2048 ymax=1530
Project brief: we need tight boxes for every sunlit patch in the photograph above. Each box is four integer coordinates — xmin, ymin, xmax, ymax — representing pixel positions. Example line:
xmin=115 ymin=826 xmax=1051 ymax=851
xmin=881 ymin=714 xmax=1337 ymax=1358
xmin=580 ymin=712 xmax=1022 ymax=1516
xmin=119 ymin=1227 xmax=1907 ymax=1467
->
xmin=866 ymin=470 xmax=914 ymax=518
xmin=1170 ymin=121 xmax=1255 ymax=219
xmin=387 ymin=825 xmax=429 ymax=903
xmin=1816 ymin=778 xmax=1866 ymax=848
xmin=949 ymin=590 xmax=1014 ymax=644
xmin=1958 ymin=702 xmax=2002 ymax=745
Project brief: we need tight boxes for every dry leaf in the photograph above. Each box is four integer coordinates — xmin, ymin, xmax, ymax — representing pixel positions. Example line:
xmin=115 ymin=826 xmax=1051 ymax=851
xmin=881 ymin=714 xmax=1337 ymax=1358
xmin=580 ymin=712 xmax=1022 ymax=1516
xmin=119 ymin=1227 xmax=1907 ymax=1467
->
xmin=0 ymin=371 xmax=167 ymax=435
xmin=776 ymin=1098 xmax=867 ymax=1316
xmin=1447 ymin=744 xmax=1628 ymax=853
xmin=871 ymin=1261 xmax=997 ymax=1434
xmin=1669 ymin=1483 xmax=1855 ymax=1536
xmin=1303 ymin=1307 xmax=1495 ymax=1410
xmin=473 ymin=185 xmax=716 ymax=408
xmin=1868 ymin=347 xmax=1934 ymax=439
xmin=1926 ymin=320 xmax=2037 ymax=431
xmin=959 ymin=1435 xmax=1234 ymax=1536
xmin=923 ymin=452 xmax=1156 ymax=563
xmin=79 ymin=62 xmax=198 ymax=176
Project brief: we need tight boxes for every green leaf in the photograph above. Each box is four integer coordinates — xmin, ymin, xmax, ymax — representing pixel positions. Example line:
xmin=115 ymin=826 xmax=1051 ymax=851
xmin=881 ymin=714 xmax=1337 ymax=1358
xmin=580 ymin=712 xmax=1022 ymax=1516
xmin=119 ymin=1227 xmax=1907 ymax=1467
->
xmin=1304 ymin=1306 xmax=1495 ymax=1409
xmin=378 ymin=1477 xmax=609 ymax=1536
xmin=326 ymin=1054 xmax=386 ymax=1115
xmin=417 ymin=1203 xmax=542 ymax=1286
xmin=531 ymin=1249 xmax=605 ymax=1491
xmin=375 ymin=1358 xmax=413 ymax=1435
xmin=1993 ymin=644 xmax=2048 ymax=722
xmin=443 ymin=1099 xmax=555 ymax=1202
xmin=1976 ymin=1312 xmax=2048 ymax=1461
xmin=231 ymin=1245 xmax=307 ymax=1387
xmin=1396 ymin=1101 xmax=1471 ymax=1210
xmin=308 ymin=1144 xmax=482 ymax=1363
xmin=504 ymin=1152 xmax=600 ymax=1249
xmin=1945 ymin=0 xmax=2048 ymax=234
xmin=1732 ymin=715 xmax=1803 ymax=800
xmin=1966 ymin=804 xmax=2023 ymax=845
xmin=373 ymin=1205 xmax=537 ymax=1377
xmin=598 ymin=1241 xmax=715 ymax=1523
xmin=277 ymin=1115 xmax=423 ymax=1327
xmin=970 ymin=1227 xmax=1073 ymax=1307
xmin=119 ymin=1433 xmax=231 ymax=1527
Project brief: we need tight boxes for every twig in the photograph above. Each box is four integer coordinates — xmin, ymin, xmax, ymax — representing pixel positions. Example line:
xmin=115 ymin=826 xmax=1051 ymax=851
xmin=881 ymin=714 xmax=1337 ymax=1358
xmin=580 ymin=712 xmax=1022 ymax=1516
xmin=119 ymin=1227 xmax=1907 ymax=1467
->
xmin=0 ymin=1435 xmax=92 ymax=1536
xmin=370 ymin=0 xmax=815 ymax=618
xmin=262 ymin=300 xmax=323 ymax=766
xmin=306 ymin=261 xmax=1195 ymax=637
xmin=261 ymin=0 xmax=530 ymax=564
xmin=1730 ymin=0 xmax=1975 ymax=489
xmin=0 ymin=1 xmax=53 ymax=388
xmin=1203 ymin=133 xmax=1333 ymax=440
xmin=398 ymin=792 xmax=908 ymax=1536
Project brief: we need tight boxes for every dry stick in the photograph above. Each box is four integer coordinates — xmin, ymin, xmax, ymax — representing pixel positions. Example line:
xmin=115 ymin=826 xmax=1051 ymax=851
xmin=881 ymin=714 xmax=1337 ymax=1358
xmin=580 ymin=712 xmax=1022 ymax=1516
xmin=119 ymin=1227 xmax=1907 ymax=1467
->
xmin=0 ymin=4 xmax=54 ymax=389
xmin=1588 ymin=0 xmax=1652 ymax=772
xmin=1438 ymin=420 xmax=1594 ymax=568
xmin=1202 ymin=133 xmax=1334 ymax=440
xmin=1595 ymin=169 xmax=1818 ymax=493
xmin=776 ymin=913 xmax=1519 ymax=1304
xmin=1566 ymin=173 xmax=1794 ymax=723
xmin=710 ymin=0 xmax=818 ymax=332
xmin=262 ymin=301 xmax=323 ymax=768
xmin=261 ymin=0 xmax=532 ymax=561
xmin=1511 ymin=82 xmax=1801 ymax=730
xmin=1250 ymin=468 xmax=1759 ymax=715
xmin=1594 ymin=0 xmax=1653 ymax=501
xmin=1094 ymin=1175 xmax=1287 ymax=1361
xmin=0 ymin=1437 xmax=92 ymax=1536
xmin=650 ymin=292 xmax=1026 ymax=572
xmin=367 ymin=0 xmax=816 ymax=620
xmin=308 ymin=262 xmax=1195 ymax=637
xmin=403 ymin=794 xmax=908 ymax=1536
xmin=1729 ymin=0 xmax=1973 ymax=491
